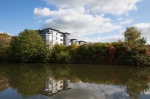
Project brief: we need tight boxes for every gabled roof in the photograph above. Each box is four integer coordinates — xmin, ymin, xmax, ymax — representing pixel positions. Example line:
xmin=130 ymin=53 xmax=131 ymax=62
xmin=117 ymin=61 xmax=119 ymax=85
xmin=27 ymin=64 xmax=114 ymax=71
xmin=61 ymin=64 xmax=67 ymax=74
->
xmin=41 ymin=28 xmax=59 ymax=32
xmin=40 ymin=28 xmax=70 ymax=35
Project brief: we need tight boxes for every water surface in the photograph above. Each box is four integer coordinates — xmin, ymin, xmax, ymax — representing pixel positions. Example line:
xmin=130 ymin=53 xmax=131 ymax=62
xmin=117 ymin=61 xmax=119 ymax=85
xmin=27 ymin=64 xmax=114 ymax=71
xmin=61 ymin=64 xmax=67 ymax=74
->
xmin=0 ymin=64 xmax=150 ymax=99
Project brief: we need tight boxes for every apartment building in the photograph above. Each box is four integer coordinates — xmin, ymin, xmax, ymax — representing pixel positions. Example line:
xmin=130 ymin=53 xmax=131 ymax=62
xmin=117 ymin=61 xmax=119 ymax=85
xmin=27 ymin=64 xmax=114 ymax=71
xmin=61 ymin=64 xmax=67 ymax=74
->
xmin=39 ymin=28 xmax=70 ymax=47
xmin=70 ymin=38 xmax=87 ymax=45
xmin=39 ymin=28 xmax=87 ymax=47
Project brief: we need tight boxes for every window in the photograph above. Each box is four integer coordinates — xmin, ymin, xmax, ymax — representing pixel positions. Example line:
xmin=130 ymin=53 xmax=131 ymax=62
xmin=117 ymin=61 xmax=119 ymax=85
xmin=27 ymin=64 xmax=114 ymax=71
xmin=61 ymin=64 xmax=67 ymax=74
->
xmin=56 ymin=33 xmax=57 ymax=35
xmin=61 ymin=34 xmax=63 ymax=37
xmin=56 ymin=37 xmax=57 ymax=40
xmin=60 ymin=39 xmax=63 ymax=41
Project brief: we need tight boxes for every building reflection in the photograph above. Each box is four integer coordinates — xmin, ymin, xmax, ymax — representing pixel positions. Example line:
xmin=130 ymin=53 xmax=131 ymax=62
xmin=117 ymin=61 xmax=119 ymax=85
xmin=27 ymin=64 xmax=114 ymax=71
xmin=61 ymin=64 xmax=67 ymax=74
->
xmin=41 ymin=77 xmax=70 ymax=96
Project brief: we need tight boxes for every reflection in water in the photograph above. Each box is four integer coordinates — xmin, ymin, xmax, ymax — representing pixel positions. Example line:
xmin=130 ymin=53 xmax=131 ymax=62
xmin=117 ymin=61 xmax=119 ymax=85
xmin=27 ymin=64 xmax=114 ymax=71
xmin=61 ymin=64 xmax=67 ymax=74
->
xmin=0 ymin=76 xmax=9 ymax=92
xmin=0 ymin=64 xmax=150 ymax=99
xmin=42 ymin=77 xmax=70 ymax=96
xmin=52 ymin=82 xmax=129 ymax=99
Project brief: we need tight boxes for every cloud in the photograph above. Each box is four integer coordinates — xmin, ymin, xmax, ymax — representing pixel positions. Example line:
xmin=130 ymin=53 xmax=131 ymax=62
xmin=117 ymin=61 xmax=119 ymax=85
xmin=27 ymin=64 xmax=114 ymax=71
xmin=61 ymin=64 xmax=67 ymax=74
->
xmin=134 ymin=23 xmax=150 ymax=44
xmin=81 ymin=34 xmax=124 ymax=42
xmin=100 ymin=35 xmax=124 ymax=42
xmin=34 ymin=7 xmax=121 ymax=38
xmin=34 ymin=7 xmax=51 ymax=18
xmin=34 ymin=0 xmax=142 ymax=42
xmin=44 ymin=0 xmax=141 ymax=16
xmin=120 ymin=19 xmax=134 ymax=25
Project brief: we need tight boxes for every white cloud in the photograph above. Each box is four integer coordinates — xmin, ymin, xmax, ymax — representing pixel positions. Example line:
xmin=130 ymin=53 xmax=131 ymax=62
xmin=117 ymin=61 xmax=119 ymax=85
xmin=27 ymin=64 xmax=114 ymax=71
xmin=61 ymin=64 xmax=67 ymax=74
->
xmin=34 ymin=7 xmax=51 ymax=18
xmin=33 ymin=0 xmax=142 ymax=43
xmin=134 ymin=23 xmax=150 ymax=44
xmin=34 ymin=7 xmax=121 ymax=38
xmin=44 ymin=0 xmax=141 ymax=16
xmin=120 ymin=19 xmax=134 ymax=25
xmin=81 ymin=34 xmax=124 ymax=42
xmin=101 ymin=35 xmax=124 ymax=42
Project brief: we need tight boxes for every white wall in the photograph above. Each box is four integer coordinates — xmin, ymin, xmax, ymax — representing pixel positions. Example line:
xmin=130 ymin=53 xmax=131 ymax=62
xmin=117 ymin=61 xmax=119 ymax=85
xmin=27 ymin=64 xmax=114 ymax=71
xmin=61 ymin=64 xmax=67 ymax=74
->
xmin=46 ymin=30 xmax=64 ymax=46
xmin=41 ymin=29 xmax=68 ymax=47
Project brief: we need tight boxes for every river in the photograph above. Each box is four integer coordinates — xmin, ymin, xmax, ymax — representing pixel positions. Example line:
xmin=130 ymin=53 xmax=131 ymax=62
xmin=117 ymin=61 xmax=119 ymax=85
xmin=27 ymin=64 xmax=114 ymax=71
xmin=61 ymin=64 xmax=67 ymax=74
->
xmin=0 ymin=63 xmax=150 ymax=99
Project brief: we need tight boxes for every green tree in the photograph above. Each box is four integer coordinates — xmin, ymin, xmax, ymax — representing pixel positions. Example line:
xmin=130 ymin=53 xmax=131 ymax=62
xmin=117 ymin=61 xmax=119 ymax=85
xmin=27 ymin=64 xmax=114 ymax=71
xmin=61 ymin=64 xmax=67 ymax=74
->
xmin=124 ymin=27 xmax=147 ymax=47
xmin=0 ymin=33 xmax=11 ymax=62
xmin=138 ymin=37 xmax=147 ymax=45
xmin=50 ymin=44 xmax=70 ymax=63
xmin=9 ymin=29 xmax=48 ymax=62
xmin=124 ymin=27 xmax=141 ymax=46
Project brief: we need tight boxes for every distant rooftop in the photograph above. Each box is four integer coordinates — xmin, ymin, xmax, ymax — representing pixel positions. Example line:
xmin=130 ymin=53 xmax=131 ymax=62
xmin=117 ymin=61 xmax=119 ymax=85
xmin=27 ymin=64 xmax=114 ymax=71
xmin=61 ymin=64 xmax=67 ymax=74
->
xmin=70 ymin=38 xmax=77 ymax=40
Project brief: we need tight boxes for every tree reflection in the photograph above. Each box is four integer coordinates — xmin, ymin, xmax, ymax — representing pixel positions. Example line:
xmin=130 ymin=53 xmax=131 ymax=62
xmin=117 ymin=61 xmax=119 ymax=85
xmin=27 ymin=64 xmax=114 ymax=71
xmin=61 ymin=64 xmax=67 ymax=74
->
xmin=0 ymin=64 xmax=9 ymax=92
xmin=0 ymin=75 xmax=9 ymax=92
xmin=0 ymin=64 xmax=52 ymax=97
xmin=0 ymin=64 xmax=150 ymax=98
xmin=69 ymin=65 xmax=150 ymax=98
xmin=6 ymin=64 xmax=50 ymax=97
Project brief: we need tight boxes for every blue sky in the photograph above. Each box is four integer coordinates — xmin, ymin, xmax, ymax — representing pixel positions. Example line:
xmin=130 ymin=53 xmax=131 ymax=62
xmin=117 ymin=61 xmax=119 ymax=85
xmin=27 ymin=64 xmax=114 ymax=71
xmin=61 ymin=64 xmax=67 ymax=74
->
xmin=0 ymin=0 xmax=150 ymax=43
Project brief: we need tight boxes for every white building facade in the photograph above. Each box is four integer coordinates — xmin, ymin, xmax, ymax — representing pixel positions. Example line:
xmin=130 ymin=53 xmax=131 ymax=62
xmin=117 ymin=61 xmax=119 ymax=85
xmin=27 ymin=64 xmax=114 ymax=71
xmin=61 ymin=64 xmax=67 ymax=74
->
xmin=39 ymin=28 xmax=70 ymax=47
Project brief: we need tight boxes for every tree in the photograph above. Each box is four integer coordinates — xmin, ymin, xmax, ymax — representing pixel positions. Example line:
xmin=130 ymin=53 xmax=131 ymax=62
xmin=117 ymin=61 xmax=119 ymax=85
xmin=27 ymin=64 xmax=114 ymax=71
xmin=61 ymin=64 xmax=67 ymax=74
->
xmin=138 ymin=37 xmax=147 ymax=45
xmin=49 ymin=44 xmax=70 ymax=63
xmin=9 ymin=29 xmax=48 ymax=62
xmin=124 ymin=27 xmax=141 ymax=46
xmin=0 ymin=33 xmax=11 ymax=62
xmin=124 ymin=27 xmax=147 ymax=47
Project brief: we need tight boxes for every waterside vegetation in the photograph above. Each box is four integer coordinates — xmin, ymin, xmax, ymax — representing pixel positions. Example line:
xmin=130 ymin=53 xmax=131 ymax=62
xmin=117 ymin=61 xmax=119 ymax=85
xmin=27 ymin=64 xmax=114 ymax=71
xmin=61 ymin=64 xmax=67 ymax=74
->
xmin=0 ymin=27 xmax=150 ymax=66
